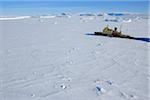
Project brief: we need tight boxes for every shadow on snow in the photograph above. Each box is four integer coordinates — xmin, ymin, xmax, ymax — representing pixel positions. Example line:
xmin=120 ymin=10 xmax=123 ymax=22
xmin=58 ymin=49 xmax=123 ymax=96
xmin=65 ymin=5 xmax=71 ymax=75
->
xmin=85 ymin=33 xmax=150 ymax=43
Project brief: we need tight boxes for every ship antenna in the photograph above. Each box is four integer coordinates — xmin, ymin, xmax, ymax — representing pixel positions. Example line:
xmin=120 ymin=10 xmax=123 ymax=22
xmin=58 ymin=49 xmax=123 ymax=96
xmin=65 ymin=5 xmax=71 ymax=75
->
xmin=120 ymin=24 xmax=123 ymax=33
xmin=107 ymin=24 xmax=109 ymax=28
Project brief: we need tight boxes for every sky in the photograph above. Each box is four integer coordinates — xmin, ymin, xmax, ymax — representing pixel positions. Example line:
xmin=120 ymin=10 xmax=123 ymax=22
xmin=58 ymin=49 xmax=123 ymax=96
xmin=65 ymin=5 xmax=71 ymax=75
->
xmin=0 ymin=0 xmax=148 ymax=1
xmin=0 ymin=0 xmax=149 ymax=15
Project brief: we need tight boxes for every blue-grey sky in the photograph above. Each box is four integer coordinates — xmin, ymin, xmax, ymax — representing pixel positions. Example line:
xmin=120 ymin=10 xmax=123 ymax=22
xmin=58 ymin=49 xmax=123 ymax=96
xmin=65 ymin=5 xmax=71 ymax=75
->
xmin=0 ymin=0 xmax=149 ymax=15
xmin=0 ymin=0 xmax=149 ymax=1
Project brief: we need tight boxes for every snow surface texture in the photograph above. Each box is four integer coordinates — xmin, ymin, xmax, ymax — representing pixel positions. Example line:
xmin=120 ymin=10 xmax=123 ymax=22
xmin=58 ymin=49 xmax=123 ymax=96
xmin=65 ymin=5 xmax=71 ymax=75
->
xmin=0 ymin=14 xmax=149 ymax=100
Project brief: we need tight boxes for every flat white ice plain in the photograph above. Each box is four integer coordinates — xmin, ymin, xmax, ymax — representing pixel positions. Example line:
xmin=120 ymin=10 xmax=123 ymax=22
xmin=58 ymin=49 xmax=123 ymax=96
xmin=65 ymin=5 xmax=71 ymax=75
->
xmin=0 ymin=14 xmax=149 ymax=100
